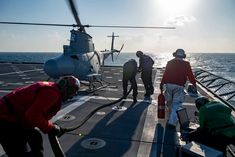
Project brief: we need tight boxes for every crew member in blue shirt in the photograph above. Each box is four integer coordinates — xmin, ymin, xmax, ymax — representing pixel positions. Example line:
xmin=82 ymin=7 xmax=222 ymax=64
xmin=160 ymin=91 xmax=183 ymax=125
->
xmin=136 ymin=51 xmax=154 ymax=97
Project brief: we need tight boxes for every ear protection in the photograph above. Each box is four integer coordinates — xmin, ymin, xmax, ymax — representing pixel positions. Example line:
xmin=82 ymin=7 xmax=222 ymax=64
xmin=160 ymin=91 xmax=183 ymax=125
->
xmin=56 ymin=76 xmax=80 ymax=96
xmin=57 ymin=78 xmax=68 ymax=89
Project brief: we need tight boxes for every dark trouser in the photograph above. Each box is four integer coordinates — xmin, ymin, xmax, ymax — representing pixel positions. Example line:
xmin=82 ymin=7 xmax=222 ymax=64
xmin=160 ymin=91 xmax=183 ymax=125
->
xmin=122 ymin=75 xmax=137 ymax=100
xmin=141 ymin=69 xmax=154 ymax=96
xmin=0 ymin=120 xmax=44 ymax=157
xmin=188 ymin=127 xmax=234 ymax=155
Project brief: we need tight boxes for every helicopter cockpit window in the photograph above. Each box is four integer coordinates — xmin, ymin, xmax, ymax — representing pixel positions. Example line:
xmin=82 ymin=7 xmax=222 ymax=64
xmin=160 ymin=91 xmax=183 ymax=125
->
xmin=71 ymin=55 xmax=79 ymax=60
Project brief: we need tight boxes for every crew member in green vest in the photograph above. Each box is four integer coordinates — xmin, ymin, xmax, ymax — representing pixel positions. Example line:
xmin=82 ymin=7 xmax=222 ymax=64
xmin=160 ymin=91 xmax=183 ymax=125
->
xmin=189 ymin=96 xmax=235 ymax=154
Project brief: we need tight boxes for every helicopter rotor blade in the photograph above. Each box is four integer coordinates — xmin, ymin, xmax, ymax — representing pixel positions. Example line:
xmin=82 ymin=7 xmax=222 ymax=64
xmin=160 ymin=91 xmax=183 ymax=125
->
xmin=0 ymin=22 xmax=176 ymax=30
xmin=0 ymin=21 xmax=77 ymax=27
xmin=119 ymin=44 xmax=124 ymax=52
xmin=85 ymin=25 xmax=176 ymax=29
xmin=116 ymin=44 xmax=124 ymax=59
xmin=111 ymin=53 xmax=114 ymax=62
xmin=66 ymin=0 xmax=85 ymax=32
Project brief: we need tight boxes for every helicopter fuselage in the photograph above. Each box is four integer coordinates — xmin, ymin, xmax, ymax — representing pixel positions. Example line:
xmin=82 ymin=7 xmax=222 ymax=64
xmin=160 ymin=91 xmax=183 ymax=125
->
xmin=43 ymin=30 xmax=105 ymax=80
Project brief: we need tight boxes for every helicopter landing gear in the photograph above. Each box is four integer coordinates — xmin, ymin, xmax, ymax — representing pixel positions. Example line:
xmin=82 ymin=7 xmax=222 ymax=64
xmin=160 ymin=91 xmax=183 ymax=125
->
xmin=87 ymin=74 xmax=104 ymax=91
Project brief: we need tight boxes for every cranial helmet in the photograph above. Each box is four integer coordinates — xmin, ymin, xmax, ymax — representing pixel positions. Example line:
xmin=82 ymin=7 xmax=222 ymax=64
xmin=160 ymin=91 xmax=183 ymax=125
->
xmin=57 ymin=76 xmax=80 ymax=96
xmin=136 ymin=51 xmax=143 ymax=57
xmin=173 ymin=49 xmax=186 ymax=58
xmin=195 ymin=96 xmax=209 ymax=110
xmin=65 ymin=76 xmax=80 ymax=92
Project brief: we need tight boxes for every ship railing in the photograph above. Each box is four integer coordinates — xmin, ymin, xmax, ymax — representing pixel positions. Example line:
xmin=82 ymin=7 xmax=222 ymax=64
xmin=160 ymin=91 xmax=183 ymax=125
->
xmin=193 ymin=68 xmax=235 ymax=156
xmin=193 ymin=68 xmax=235 ymax=110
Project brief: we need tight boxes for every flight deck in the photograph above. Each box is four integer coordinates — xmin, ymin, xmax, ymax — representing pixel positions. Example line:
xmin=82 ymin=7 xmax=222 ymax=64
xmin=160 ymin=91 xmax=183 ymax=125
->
xmin=0 ymin=63 xmax=234 ymax=157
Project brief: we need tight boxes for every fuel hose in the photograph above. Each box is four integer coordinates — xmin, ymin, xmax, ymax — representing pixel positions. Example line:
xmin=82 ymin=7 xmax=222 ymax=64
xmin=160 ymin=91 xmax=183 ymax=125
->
xmin=48 ymin=86 xmax=133 ymax=157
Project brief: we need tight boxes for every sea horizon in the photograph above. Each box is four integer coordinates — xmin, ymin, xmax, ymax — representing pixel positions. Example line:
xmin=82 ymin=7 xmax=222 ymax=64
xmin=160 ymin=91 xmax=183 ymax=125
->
xmin=0 ymin=52 xmax=234 ymax=82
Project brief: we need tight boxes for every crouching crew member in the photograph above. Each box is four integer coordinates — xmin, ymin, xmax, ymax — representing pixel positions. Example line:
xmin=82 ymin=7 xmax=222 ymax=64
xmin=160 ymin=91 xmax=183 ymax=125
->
xmin=123 ymin=59 xmax=138 ymax=103
xmin=0 ymin=76 xmax=80 ymax=157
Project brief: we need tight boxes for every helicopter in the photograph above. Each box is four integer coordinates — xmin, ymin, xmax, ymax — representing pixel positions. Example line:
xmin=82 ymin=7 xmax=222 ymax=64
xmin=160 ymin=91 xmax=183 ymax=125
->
xmin=43 ymin=0 xmax=124 ymax=82
xmin=43 ymin=30 xmax=123 ymax=81
xmin=0 ymin=0 xmax=175 ymax=85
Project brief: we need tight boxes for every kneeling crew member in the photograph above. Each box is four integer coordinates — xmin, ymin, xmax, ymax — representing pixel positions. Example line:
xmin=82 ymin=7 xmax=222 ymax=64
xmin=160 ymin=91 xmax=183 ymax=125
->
xmin=189 ymin=96 xmax=235 ymax=154
xmin=123 ymin=59 xmax=138 ymax=103
xmin=0 ymin=76 xmax=80 ymax=157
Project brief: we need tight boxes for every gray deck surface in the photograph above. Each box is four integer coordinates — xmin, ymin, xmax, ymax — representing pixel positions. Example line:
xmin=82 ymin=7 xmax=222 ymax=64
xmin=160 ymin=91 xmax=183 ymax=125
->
xmin=0 ymin=63 xmax=234 ymax=157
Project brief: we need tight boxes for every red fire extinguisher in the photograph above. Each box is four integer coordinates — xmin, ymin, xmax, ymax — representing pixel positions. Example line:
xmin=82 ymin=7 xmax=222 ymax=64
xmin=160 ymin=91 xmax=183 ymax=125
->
xmin=158 ymin=91 xmax=165 ymax=119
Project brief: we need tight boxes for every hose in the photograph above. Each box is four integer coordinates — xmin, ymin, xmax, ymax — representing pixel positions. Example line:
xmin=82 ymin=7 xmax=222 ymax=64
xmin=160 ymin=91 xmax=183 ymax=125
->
xmin=48 ymin=86 xmax=133 ymax=157
xmin=48 ymin=133 xmax=66 ymax=157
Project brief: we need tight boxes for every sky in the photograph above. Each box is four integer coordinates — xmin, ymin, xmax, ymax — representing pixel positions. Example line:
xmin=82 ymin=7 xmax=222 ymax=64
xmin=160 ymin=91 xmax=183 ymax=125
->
xmin=0 ymin=0 xmax=235 ymax=53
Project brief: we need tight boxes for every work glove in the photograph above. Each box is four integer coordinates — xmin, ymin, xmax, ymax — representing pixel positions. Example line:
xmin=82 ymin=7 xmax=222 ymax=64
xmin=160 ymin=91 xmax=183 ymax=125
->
xmin=48 ymin=124 xmax=67 ymax=137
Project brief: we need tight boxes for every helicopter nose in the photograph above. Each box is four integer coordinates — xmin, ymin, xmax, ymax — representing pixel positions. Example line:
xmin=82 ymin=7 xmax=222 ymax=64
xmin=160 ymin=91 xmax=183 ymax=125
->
xmin=44 ymin=59 xmax=59 ymax=78
xmin=44 ymin=56 xmax=75 ymax=78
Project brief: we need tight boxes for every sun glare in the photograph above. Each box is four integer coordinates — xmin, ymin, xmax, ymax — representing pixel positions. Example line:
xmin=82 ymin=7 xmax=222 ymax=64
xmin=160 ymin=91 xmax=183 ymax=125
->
xmin=157 ymin=0 xmax=195 ymax=14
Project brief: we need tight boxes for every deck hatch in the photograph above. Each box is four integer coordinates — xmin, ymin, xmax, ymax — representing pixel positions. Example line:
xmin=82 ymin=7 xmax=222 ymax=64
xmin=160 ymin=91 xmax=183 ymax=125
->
xmin=59 ymin=114 xmax=76 ymax=121
xmin=81 ymin=138 xmax=106 ymax=149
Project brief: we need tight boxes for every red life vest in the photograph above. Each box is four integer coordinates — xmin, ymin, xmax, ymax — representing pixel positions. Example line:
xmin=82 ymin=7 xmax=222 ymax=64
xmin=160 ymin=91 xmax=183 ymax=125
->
xmin=0 ymin=82 xmax=62 ymax=132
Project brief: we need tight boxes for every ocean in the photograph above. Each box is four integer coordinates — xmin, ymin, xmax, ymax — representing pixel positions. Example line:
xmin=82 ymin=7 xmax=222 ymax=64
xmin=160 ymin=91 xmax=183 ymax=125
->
xmin=0 ymin=52 xmax=234 ymax=82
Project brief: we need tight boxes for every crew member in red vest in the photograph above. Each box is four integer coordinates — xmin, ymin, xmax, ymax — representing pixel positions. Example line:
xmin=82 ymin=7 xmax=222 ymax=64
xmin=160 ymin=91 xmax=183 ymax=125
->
xmin=0 ymin=76 xmax=80 ymax=157
xmin=160 ymin=49 xmax=197 ymax=128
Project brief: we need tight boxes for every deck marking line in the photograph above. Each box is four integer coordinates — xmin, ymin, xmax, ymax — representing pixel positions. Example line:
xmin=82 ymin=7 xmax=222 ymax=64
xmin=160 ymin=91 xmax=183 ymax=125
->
xmin=91 ymin=96 xmax=156 ymax=103
xmin=51 ymin=95 xmax=91 ymax=122
xmin=0 ymin=69 xmax=42 ymax=76
xmin=0 ymin=90 xmax=12 ymax=93
xmin=137 ymin=69 xmax=159 ymax=157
